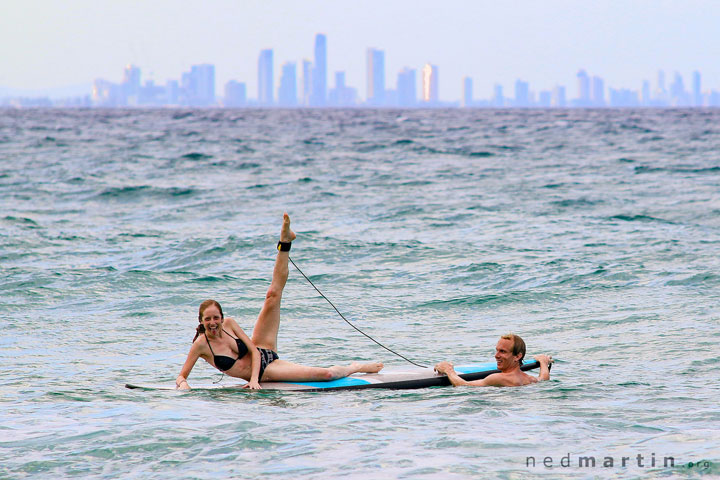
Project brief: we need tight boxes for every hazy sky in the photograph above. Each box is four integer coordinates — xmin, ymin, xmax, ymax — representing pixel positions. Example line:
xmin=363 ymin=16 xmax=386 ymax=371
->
xmin=2 ymin=0 xmax=719 ymax=100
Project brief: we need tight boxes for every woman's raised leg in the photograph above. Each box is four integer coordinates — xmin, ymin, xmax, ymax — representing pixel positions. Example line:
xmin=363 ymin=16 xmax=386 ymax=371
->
xmin=251 ymin=213 xmax=295 ymax=352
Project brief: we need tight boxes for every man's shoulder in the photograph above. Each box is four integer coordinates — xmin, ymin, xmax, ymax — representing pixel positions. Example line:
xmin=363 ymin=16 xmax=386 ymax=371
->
xmin=487 ymin=370 xmax=536 ymax=387
xmin=483 ymin=372 xmax=519 ymax=387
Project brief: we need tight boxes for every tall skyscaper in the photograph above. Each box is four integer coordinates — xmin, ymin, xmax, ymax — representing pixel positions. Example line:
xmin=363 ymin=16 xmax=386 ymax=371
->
xmin=514 ymin=79 xmax=529 ymax=106
xmin=302 ymin=59 xmax=312 ymax=106
xmin=166 ymin=80 xmax=179 ymax=105
xmin=693 ymin=71 xmax=702 ymax=106
xmin=462 ymin=77 xmax=473 ymax=107
xmin=123 ymin=65 xmax=141 ymax=104
xmin=538 ymin=90 xmax=552 ymax=107
xmin=641 ymin=80 xmax=651 ymax=105
xmin=576 ymin=69 xmax=590 ymax=106
xmin=493 ymin=84 xmax=504 ymax=107
xmin=552 ymin=86 xmax=566 ymax=107
xmin=591 ymin=76 xmax=605 ymax=106
xmin=194 ymin=64 xmax=215 ymax=106
xmin=278 ymin=62 xmax=297 ymax=106
xmin=657 ymin=70 xmax=667 ymax=101
xmin=422 ymin=63 xmax=438 ymax=104
xmin=181 ymin=71 xmax=191 ymax=100
xmin=366 ymin=48 xmax=385 ymax=105
xmin=182 ymin=64 xmax=215 ymax=106
xmin=397 ymin=68 xmax=416 ymax=106
xmin=258 ymin=49 xmax=274 ymax=105
xmin=670 ymin=72 xmax=687 ymax=105
xmin=310 ymin=34 xmax=327 ymax=106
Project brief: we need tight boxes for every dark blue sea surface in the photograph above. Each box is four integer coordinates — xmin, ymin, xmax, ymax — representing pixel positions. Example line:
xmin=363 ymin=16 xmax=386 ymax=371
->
xmin=1 ymin=108 xmax=719 ymax=478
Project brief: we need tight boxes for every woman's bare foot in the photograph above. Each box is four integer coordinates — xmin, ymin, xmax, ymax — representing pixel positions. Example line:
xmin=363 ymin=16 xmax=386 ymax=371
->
xmin=280 ymin=213 xmax=296 ymax=243
xmin=351 ymin=361 xmax=384 ymax=374
xmin=326 ymin=361 xmax=384 ymax=380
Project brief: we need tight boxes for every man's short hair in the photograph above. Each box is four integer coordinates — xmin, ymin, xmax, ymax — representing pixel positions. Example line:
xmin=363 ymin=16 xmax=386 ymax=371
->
xmin=501 ymin=333 xmax=526 ymax=363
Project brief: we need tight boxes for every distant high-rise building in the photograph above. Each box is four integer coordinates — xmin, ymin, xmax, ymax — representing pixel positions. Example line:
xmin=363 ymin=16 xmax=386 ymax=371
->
xmin=422 ymin=63 xmax=438 ymax=104
xmin=693 ymin=71 xmax=702 ymax=106
xmin=278 ymin=62 xmax=297 ymax=106
xmin=609 ymin=88 xmax=639 ymax=107
xmin=514 ymin=79 xmax=529 ymax=107
xmin=302 ymin=59 xmax=312 ymax=106
xmin=591 ymin=76 xmax=605 ymax=106
xmin=670 ymin=72 xmax=689 ymax=105
xmin=181 ymin=71 xmax=191 ymax=103
xmin=463 ymin=77 xmax=473 ymax=107
xmin=122 ymin=65 xmax=141 ymax=84
xmin=123 ymin=65 xmax=141 ymax=105
xmin=328 ymin=71 xmax=357 ymax=106
xmin=195 ymin=64 xmax=215 ymax=105
xmin=366 ymin=48 xmax=385 ymax=105
xmin=641 ymin=80 xmax=651 ymax=105
xmin=656 ymin=70 xmax=667 ymax=103
xmin=224 ymin=81 xmax=246 ymax=107
xmin=708 ymin=90 xmax=720 ymax=107
xmin=92 ymin=78 xmax=122 ymax=106
xmin=181 ymin=64 xmax=215 ymax=106
xmin=538 ymin=90 xmax=552 ymax=107
xmin=166 ymin=80 xmax=179 ymax=105
xmin=258 ymin=49 xmax=274 ymax=105
xmin=310 ymin=34 xmax=327 ymax=106
xmin=397 ymin=68 xmax=416 ymax=107
xmin=328 ymin=72 xmax=342 ymax=106
xmin=139 ymin=80 xmax=165 ymax=105
xmin=576 ymin=69 xmax=590 ymax=106
xmin=670 ymin=72 xmax=684 ymax=97
xmin=493 ymin=84 xmax=504 ymax=107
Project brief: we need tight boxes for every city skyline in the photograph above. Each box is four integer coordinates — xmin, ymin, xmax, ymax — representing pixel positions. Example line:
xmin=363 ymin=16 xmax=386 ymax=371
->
xmin=93 ymin=60 xmax=720 ymax=108
xmin=7 ymin=46 xmax=720 ymax=108
xmin=2 ymin=0 xmax=720 ymax=102
xmin=33 ymin=30 xmax=720 ymax=108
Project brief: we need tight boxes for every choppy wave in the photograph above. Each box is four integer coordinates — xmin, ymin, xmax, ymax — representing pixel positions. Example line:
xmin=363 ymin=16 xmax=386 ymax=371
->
xmin=97 ymin=185 xmax=196 ymax=200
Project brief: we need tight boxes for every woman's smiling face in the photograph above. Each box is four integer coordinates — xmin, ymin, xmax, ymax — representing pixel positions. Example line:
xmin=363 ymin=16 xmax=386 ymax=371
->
xmin=201 ymin=304 xmax=223 ymax=337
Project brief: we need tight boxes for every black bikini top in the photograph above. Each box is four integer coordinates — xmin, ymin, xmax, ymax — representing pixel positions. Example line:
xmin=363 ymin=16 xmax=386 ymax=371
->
xmin=204 ymin=329 xmax=249 ymax=371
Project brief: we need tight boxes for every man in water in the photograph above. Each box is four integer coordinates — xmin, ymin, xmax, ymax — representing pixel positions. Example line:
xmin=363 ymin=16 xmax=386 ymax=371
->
xmin=434 ymin=334 xmax=553 ymax=387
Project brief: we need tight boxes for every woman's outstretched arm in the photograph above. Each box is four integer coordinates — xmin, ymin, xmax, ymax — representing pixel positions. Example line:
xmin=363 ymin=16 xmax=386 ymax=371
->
xmin=176 ymin=342 xmax=202 ymax=390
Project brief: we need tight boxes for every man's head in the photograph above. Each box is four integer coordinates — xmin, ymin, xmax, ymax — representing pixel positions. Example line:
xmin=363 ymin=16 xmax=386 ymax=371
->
xmin=495 ymin=334 xmax=526 ymax=370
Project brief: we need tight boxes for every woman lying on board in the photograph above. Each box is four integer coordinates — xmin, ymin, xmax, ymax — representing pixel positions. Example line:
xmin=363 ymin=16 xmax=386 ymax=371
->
xmin=176 ymin=213 xmax=383 ymax=390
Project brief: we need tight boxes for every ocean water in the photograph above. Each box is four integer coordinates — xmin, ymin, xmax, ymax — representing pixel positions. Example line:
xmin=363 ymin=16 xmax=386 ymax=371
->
xmin=1 ymin=108 xmax=719 ymax=479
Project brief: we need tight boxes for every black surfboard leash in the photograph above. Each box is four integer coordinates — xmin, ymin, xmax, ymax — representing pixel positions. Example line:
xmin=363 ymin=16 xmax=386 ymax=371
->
xmin=288 ymin=256 xmax=428 ymax=369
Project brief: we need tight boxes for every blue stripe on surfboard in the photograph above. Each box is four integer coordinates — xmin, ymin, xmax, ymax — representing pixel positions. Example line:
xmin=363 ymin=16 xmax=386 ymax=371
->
xmin=281 ymin=376 xmax=373 ymax=388
xmin=454 ymin=362 xmax=498 ymax=374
